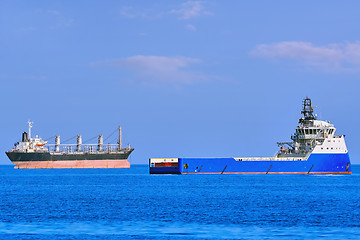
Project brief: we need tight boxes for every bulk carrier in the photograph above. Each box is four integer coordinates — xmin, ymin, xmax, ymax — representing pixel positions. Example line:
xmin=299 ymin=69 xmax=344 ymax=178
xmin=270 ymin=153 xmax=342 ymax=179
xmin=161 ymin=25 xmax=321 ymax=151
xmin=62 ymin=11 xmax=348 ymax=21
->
xmin=150 ymin=97 xmax=351 ymax=174
xmin=6 ymin=123 xmax=134 ymax=169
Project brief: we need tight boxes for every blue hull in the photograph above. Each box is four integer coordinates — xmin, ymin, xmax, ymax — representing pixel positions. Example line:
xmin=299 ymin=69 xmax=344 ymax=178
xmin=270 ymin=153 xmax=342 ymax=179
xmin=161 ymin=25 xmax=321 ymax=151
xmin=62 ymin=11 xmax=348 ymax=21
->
xmin=149 ymin=166 xmax=180 ymax=174
xmin=150 ymin=153 xmax=351 ymax=174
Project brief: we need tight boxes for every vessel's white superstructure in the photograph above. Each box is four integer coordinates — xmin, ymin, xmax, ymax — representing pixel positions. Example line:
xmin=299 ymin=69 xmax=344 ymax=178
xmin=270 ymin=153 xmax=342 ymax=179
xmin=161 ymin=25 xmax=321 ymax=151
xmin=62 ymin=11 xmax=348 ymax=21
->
xmin=276 ymin=97 xmax=348 ymax=158
xmin=13 ymin=121 xmax=48 ymax=153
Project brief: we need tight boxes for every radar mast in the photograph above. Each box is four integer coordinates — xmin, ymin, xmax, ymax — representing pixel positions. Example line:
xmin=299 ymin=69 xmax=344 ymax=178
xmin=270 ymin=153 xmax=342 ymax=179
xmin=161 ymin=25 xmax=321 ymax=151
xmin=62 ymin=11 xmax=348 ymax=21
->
xmin=301 ymin=97 xmax=316 ymax=120
xmin=27 ymin=120 xmax=33 ymax=139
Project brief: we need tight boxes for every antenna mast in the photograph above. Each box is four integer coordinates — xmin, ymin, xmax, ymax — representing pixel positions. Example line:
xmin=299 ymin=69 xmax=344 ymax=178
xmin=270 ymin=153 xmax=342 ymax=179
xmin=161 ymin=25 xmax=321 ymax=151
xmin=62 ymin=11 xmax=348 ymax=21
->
xmin=301 ymin=97 xmax=316 ymax=120
xmin=27 ymin=120 xmax=33 ymax=139
xmin=118 ymin=126 xmax=122 ymax=149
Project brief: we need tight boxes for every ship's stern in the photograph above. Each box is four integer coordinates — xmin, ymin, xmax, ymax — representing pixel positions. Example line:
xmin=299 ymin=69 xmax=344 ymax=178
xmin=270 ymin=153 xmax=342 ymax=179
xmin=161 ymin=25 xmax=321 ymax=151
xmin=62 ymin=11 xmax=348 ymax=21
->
xmin=149 ymin=158 xmax=181 ymax=174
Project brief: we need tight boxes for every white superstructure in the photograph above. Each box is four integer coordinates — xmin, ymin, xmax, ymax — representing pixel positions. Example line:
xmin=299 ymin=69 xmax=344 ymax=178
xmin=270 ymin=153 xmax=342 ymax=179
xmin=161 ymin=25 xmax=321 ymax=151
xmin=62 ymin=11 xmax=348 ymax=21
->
xmin=277 ymin=97 xmax=348 ymax=157
xmin=13 ymin=121 xmax=48 ymax=153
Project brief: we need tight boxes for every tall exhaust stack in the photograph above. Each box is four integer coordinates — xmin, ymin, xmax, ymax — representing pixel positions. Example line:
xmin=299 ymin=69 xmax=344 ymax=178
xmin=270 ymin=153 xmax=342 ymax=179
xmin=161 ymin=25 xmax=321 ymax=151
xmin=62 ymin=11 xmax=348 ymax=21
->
xmin=118 ymin=126 xmax=122 ymax=149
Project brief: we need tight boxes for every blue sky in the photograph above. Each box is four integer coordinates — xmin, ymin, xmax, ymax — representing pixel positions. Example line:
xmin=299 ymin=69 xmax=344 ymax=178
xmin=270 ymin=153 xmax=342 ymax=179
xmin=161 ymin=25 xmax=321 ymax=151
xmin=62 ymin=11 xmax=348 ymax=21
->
xmin=1 ymin=1 xmax=359 ymax=164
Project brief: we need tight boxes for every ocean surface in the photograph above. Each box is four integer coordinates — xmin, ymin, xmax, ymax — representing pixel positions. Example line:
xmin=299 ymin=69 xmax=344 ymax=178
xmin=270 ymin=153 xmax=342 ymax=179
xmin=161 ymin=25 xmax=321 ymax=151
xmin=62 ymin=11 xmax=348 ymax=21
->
xmin=0 ymin=164 xmax=359 ymax=240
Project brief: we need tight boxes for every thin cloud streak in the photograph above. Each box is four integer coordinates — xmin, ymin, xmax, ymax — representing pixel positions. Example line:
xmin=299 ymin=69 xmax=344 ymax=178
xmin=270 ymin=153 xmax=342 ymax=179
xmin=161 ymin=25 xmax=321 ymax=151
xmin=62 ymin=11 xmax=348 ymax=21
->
xmin=118 ymin=2 xmax=213 ymax=21
xmin=96 ymin=56 xmax=206 ymax=85
xmin=119 ymin=6 xmax=163 ymax=19
xmin=251 ymin=41 xmax=360 ymax=72
xmin=119 ymin=6 xmax=137 ymax=19
xmin=170 ymin=1 xmax=213 ymax=20
xmin=186 ymin=24 xmax=197 ymax=31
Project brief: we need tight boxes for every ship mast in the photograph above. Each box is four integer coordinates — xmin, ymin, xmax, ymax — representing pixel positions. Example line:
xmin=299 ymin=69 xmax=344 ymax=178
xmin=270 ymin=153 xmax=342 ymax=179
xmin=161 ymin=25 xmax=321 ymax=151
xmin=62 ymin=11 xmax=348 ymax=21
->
xmin=27 ymin=120 xmax=33 ymax=139
xmin=118 ymin=126 xmax=122 ymax=149
xmin=301 ymin=97 xmax=316 ymax=121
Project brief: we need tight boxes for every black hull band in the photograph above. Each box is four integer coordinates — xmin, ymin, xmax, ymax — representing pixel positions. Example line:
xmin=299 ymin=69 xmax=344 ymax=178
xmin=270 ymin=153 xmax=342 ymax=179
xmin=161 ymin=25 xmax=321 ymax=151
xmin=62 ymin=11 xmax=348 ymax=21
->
xmin=6 ymin=149 xmax=133 ymax=162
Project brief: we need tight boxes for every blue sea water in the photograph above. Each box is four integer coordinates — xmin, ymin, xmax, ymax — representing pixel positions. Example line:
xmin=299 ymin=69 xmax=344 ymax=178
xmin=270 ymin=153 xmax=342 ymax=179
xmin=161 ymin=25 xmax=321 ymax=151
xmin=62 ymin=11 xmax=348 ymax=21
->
xmin=0 ymin=165 xmax=359 ymax=240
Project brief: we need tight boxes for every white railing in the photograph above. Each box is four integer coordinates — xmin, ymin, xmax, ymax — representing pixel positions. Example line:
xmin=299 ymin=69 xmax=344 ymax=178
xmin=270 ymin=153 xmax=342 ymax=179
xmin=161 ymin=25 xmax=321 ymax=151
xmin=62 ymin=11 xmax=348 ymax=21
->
xmin=46 ymin=144 xmax=122 ymax=154
xmin=234 ymin=156 xmax=307 ymax=161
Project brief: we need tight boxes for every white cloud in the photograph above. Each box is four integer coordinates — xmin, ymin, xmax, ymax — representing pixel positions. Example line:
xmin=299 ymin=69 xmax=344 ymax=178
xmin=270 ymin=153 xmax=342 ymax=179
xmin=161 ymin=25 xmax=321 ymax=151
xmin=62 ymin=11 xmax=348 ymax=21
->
xmin=42 ymin=9 xmax=73 ymax=29
xmin=119 ymin=6 xmax=163 ymax=19
xmin=250 ymin=41 xmax=360 ymax=71
xmin=186 ymin=24 xmax=197 ymax=31
xmin=119 ymin=6 xmax=139 ymax=19
xmin=47 ymin=10 xmax=60 ymax=16
xmin=98 ymin=56 xmax=206 ymax=85
xmin=170 ymin=1 xmax=213 ymax=20
xmin=18 ymin=9 xmax=73 ymax=31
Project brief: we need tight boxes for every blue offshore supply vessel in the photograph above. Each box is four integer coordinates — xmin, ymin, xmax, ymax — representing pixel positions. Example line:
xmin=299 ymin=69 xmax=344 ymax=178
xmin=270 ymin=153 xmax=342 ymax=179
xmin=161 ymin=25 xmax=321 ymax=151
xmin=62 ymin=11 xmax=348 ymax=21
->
xmin=149 ymin=98 xmax=351 ymax=174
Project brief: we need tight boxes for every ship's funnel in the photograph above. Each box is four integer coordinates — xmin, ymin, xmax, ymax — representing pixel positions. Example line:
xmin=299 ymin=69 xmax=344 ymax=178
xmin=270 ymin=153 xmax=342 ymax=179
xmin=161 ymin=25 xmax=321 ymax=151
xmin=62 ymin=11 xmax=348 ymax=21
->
xmin=22 ymin=132 xmax=28 ymax=142
xmin=55 ymin=135 xmax=60 ymax=152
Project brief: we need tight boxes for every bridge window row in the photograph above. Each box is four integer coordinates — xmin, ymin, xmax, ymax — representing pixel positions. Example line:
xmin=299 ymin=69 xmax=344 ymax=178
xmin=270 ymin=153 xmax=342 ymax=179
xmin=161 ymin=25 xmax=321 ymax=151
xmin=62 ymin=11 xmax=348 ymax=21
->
xmin=296 ymin=128 xmax=334 ymax=135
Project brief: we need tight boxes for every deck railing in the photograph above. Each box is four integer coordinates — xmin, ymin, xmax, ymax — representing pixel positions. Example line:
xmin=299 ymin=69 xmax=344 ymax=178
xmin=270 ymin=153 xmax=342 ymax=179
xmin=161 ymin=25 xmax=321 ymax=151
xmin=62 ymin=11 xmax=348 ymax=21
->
xmin=46 ymin=144 xmax=124 ymax=154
